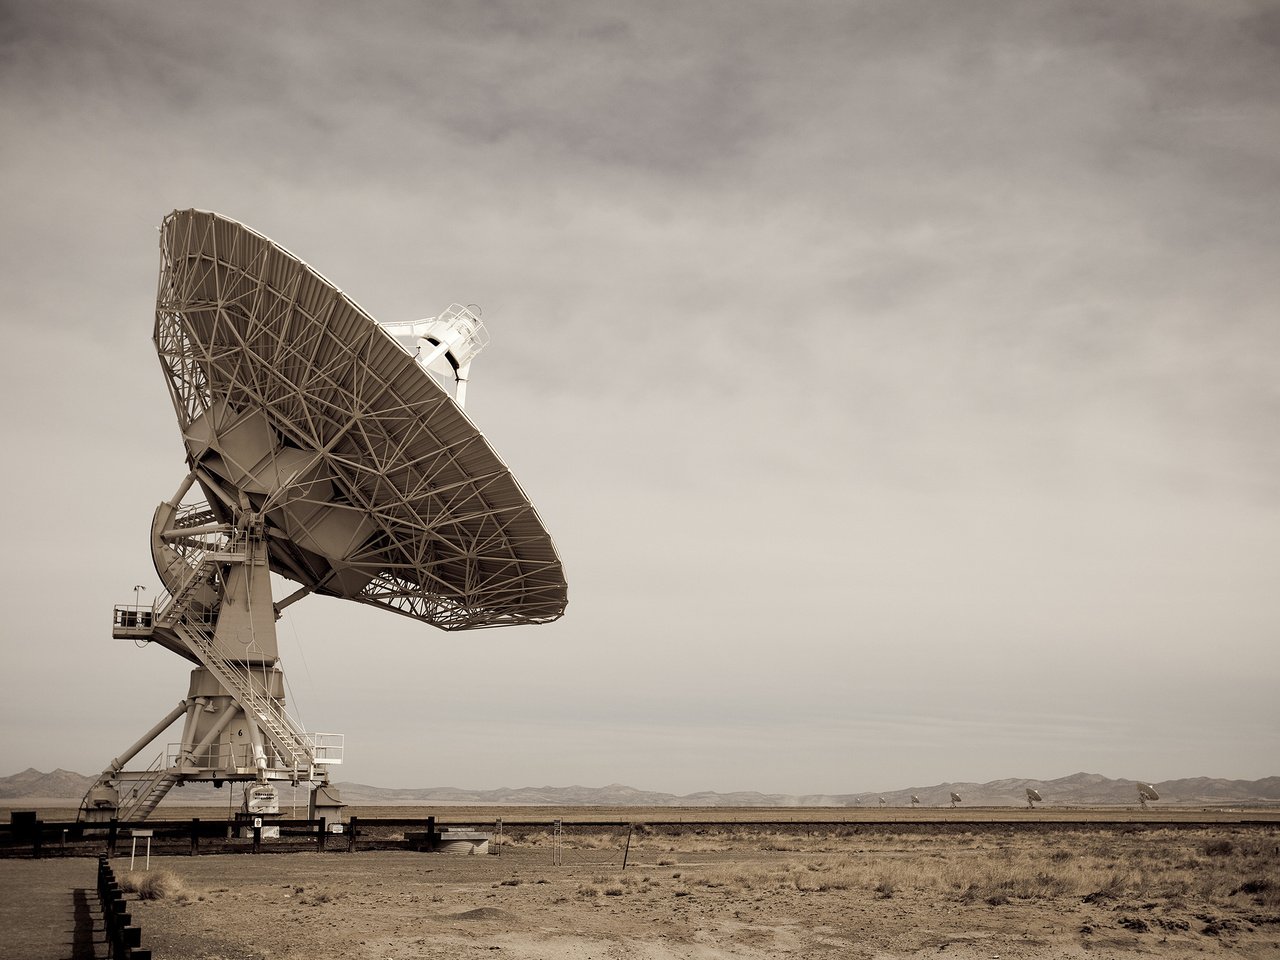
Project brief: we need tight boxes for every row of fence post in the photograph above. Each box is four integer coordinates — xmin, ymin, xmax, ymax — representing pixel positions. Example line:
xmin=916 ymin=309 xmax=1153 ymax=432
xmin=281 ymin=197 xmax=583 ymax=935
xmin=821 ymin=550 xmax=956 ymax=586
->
xmin=97 ymin=855 xmax=151 ymax=959
xmin=8 ymin=817 xmax=362 ymax=858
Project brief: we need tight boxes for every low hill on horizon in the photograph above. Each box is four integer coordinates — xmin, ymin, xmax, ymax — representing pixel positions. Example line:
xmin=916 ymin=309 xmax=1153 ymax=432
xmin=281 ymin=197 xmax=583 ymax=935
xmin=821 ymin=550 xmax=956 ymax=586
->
xmin=4 ymin=768 xmax=1278 ymax=808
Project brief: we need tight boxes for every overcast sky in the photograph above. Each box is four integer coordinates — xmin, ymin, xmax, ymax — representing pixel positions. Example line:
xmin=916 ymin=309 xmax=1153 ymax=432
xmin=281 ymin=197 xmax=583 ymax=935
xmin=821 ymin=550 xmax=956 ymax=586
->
xmin=1 ymin=0 xmax=1277 ymax=797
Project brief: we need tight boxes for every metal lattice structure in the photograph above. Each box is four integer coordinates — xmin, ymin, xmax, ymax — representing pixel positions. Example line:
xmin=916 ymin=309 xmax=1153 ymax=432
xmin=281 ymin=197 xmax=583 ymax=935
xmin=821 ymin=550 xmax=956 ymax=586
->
xmin=80 ymin=209 xmax=566 ymax=824
xmin=155 ymin=209 xmax=567 ymax=629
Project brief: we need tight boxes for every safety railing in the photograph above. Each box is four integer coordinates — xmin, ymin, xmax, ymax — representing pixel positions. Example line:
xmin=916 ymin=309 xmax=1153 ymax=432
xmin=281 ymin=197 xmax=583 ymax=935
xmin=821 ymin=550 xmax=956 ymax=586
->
xmin=311 ymin=733 xmax=344 ymax=765
xmin=113 ymin=606 xmax=155 ymax=631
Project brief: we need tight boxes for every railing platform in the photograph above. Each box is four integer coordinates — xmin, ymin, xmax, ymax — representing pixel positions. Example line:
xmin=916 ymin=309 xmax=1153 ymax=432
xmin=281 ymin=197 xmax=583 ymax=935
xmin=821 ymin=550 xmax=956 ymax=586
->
xmin=112 ymin=607 xmax=155 ymax=640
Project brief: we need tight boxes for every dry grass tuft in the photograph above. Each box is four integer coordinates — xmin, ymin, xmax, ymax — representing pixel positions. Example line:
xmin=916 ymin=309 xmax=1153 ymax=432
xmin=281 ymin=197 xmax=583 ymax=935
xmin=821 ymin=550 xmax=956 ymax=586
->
xmin=120 ymin=870 xmax=189 ymax=901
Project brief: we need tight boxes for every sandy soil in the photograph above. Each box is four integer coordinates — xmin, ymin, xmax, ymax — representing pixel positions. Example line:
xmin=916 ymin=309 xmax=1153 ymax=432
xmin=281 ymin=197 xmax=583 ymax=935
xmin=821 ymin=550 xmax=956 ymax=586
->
xmin=41 ymin=821 xmax=1276 ymax=960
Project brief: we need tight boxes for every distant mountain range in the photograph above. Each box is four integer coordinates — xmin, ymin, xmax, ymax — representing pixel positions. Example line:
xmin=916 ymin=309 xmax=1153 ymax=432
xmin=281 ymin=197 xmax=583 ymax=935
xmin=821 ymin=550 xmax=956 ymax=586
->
xmin=4 ymin=768 xmax=1278 ymax=807
xmin=329 ymin=772 xmax=1280 ymax=807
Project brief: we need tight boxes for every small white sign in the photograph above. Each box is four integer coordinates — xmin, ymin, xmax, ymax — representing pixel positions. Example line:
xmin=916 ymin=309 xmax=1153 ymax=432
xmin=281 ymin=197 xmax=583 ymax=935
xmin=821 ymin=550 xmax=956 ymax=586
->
xmin=253 ymin=817 xmax=263 ymax=829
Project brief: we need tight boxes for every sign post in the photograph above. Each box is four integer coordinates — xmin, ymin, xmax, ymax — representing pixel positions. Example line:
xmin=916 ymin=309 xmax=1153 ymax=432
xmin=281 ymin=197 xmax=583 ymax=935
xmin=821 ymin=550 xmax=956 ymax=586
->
xmin=129 ymin=829 xmax=153 ymax=871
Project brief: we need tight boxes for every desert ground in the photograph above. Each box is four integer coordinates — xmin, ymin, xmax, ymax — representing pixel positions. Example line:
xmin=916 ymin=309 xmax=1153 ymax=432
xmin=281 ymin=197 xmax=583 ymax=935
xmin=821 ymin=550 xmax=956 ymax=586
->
xmin=3 ymin=809 xmax=1278 ymax=959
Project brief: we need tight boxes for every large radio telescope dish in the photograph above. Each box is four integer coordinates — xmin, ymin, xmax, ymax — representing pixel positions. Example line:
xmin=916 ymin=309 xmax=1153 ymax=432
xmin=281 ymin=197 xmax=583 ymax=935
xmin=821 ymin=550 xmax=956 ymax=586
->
xmin=1137 ymin=783 xmax=1160 ymax=808
xmin=81 ymin=210 xmax=566 ymax=824
xmin=156 ymin=209 xmax=566 ymax=630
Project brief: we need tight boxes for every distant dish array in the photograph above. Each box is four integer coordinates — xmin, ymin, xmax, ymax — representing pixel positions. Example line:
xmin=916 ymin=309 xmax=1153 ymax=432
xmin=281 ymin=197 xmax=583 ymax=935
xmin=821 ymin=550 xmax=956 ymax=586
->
xmin=858 ymin=782 xmax=1162 ymax=810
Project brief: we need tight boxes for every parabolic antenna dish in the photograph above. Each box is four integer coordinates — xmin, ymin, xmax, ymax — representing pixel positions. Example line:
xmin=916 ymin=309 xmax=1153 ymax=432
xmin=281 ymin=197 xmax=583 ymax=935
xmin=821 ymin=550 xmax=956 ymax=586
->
xmin=1138 ymin=783 xmax=1160 ymax=802
xmin=155 ymin=209 xmax=567 ymax=632
xmin=81 ymin=210 xmax=567 ymax=826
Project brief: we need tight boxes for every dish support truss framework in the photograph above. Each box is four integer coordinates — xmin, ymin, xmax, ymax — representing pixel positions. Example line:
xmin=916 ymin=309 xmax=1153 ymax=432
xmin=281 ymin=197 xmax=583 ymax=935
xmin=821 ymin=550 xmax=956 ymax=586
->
xmin=154 ymin=208 xmax=567 ymax=630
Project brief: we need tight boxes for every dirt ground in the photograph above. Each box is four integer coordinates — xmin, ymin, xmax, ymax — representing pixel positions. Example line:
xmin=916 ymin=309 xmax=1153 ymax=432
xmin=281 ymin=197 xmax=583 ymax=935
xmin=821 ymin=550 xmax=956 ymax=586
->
xmin=13 ymin=820 xmax=1273 ymax=960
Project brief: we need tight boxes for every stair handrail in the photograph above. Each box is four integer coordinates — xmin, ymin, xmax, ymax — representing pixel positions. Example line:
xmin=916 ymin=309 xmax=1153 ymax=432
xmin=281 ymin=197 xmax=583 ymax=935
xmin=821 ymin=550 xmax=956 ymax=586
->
xmin=155 ymin=527 xmax=316 ymax=770
xmin=174 ymin=620 xmax=316 ymax=769
xmin=155 ymin=526 xmax=250 ymax=627
xmin=114 ymin=752 xmax=169 ymax=823
xmin=155 ymin=555 xmax=215 ymax=625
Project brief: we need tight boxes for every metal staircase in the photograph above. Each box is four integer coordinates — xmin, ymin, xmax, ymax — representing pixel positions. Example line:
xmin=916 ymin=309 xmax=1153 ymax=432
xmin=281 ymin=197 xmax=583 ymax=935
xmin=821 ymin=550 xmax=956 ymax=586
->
xmin=172 ymin=619 xmax=316 ymax=775
xmin=88 ymin=522 xmax=340 ymax=823
xmin=116 ymin=757 xmax=180 ymax=823
xmin=155 ymin=539 xmax=319 ymax=777
xmin=153 ymin=540 xmax=236 ymax=625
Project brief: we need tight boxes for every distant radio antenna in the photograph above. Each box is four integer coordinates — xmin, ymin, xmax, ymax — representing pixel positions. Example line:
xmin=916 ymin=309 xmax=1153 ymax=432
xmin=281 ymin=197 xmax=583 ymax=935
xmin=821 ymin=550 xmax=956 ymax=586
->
xmin=1137 ymin=783 xmax=1160 ymax=809
xmin=910 ymin=795 xmax=920 ymax=807
xmin=1025 ymin=787 xmax=1043 ymax=809
xmin=950 ymin=791 xmax=962 ymax=808
xmin=878 ymin=797 xmax=886 ymax=808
